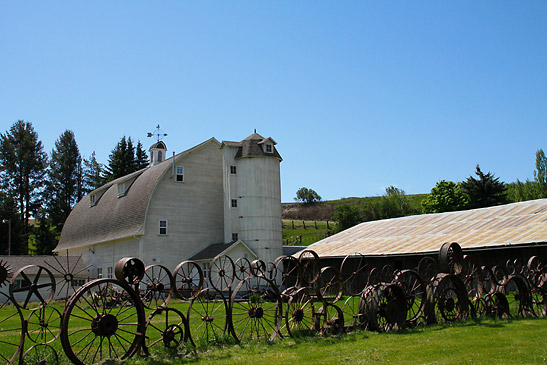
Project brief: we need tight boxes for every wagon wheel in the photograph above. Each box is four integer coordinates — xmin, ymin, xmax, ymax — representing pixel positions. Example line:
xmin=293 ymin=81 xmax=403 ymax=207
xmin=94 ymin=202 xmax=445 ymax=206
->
xmin=250 ymin=259 xmax=267 ymax=278
xmin=10 ymin=265 xmax=56 ymax=311
xmin=142 ymin=306 xmax=189 ymax=355
xmin=209 ymin=255 xmax=235 ymax=292
xmin=44 ymin=253 xmax=90 ymax=301
xmin=530 ymin=284 xmax=546 ymax=317
xmin=380 ymin=264 xmax=395 ymax=283
xmin=229 ymin=276 xmax=281 ymax=343
xmin=492 ymin=265 xmax=509 ymax=286
xmin=234 ymin=258 xmax=252 ymax=282
xmin=342 ymin=293 xmax=368 ymax=332
xmin=393 ymin=269 xmax=426 ymax=325
xmin=284 ymin=288 xmax=317 ymax=338
xmin=314 ymin=266 xmax=343 ymax=304
xmin=484 ymin=292 xmax=510 ymax=319
xmin=438 ymin=242 xmax=463 ymax=275
xmin=0 ymin=292 xmax=25 ymax=364
xmin=481 ymin=266 xmax=499 ymax=295
xmin=115 ymin=257 xmax=145 ymax=285
xmin=173 ymin=260 xmax=203 ymax=301
xmin=417 ymin=256 xmax=438 ymax=283
xmin=186 ymin=288 xmax=230 ymax=347
xmin=298 ymin=250 xmax=321 ymax=286
xmin=366 ymin=284 xmax=407 ymax=332
xmin=273 ymin=255 xmax=300 ymax=289
xmin=0 ymin=259 xmax=13 ymax=288
xmin=527 ymin=256 xmax=545 ymax=287
xmin=138 ymin=264 xmax=173 ymax=309
xmin=22 ymin=344 xmax=58 ymax=364
xmin=434 ymin=274 xmax=470 ymax=322
xmin=367 ymin=267 xmax=381 ymax=286
xmin=461 ymin=255 xmax=484 ymax=301
xmin=26 ymin=306 xmax=62 ymax=344
xmin=503 ymin=274 xmax=534 ymax=318
xmin=339 ymin=253 xmax=368 ymax=296
xmin=265 ymin=262 xmax=278 ymax=282
xmin=60 ymin=278 xmax=146 ymax=365
xmin=314 ymin=302 xmax=344 ymax=336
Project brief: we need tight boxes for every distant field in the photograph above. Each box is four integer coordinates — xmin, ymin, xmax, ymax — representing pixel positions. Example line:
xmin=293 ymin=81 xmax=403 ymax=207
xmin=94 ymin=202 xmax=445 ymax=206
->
xmin=282 ymin=219 xmax=336 ymax=245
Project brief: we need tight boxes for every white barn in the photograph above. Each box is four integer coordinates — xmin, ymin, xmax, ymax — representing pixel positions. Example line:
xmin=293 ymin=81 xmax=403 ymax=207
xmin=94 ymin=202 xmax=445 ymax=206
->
xmin=53 ymin=132 xmax=283 ymax=278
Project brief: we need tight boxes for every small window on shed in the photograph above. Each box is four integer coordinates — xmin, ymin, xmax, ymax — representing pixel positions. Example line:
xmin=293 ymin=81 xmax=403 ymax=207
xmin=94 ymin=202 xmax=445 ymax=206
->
xmin=159 ymin=220 xmax=168 ymax=235
xmin=176 ymin=166 xmax=184 ymax=182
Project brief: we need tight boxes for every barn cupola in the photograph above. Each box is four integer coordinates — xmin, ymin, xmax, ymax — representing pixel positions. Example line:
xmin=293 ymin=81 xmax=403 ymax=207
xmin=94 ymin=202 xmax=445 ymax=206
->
xmin=147 ymin=125 xmax=168 ymax=167
xmin=149 ymin=141 xmax=167 ymax=166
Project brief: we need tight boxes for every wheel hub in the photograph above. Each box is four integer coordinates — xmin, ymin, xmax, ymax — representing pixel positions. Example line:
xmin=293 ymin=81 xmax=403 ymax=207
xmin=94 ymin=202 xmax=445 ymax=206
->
xmin=92 ymin=313 xmax=119 ymax=337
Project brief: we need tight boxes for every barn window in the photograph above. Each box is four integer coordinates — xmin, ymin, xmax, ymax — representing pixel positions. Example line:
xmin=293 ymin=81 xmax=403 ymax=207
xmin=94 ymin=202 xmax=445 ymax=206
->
xmin=107 ymin=267 xmax=113 ymax=278
xmin=97 ymin=268 xmax=103 ymax=278
xmin=90 ymin=194 xmax=96 ymax=206
xmin=230 ymin=165 xmax=237 ymax=174
xmin=232 ymin=233 xmax=238 ymax=241
xmin=231 ymin=199 xmax=238 ymax=208
xmin=176 ymin=166 xmax=184 ymax=182
xmin=159 ymin=220 xmax=168 ymax=235
xmin=265 ymin=144 xmax=273 ymax=153
xmin=202 ymin=262 xmax=210 ymax=279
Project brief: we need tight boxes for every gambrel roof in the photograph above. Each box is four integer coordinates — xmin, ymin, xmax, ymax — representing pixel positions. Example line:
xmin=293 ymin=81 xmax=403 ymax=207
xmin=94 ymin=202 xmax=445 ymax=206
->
xmin=54 ymin=138 xmax=220 ymax=252
xmin=222 ymin=132 xmax=282 ymax=161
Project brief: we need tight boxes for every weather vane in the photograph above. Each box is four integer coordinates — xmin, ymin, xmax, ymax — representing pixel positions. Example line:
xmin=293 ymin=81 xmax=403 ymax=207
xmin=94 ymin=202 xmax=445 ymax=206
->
xmin=147 ymin=125 xmax=167 ymax=143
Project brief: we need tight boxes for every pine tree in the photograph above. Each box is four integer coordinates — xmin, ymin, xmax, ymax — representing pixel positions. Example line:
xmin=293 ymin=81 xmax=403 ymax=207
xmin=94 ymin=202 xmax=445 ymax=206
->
xmin=46 ymin=130 xmax=83 ymax=229
xmin=533 ymin=149 xmax=547 ymax=198
xmin=135 ymin=140 xmax=149 ymax=170
xmin=461 ymin=165 xmax=507 ymax=209
xmin=0 ymin=120 xmax=48 ymax=230
xmin=83 ymin=151 xmax=104 ymax=192
xmin=105 ymin=136 xmax=139 ymax=181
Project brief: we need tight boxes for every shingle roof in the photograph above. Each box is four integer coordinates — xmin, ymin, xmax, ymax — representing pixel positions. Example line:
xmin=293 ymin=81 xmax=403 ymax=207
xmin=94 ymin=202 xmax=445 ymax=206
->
xmin=55 ymin=138 xmax=220 ymax=252
xmin=306 ymin=199 xmax=547 ymax=258
xmin=226 ymin=133 xmax=282 ymax=160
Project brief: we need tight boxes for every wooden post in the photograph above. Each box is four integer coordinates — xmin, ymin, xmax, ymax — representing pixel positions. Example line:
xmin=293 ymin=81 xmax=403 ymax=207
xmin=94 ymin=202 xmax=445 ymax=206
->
xmin=314 ymin=221 xmax=318 ymax=229
xmin=292 ymin=220 xmax=294 ymax=229
xmin=303 ymin=220 xmax=306 ymax=229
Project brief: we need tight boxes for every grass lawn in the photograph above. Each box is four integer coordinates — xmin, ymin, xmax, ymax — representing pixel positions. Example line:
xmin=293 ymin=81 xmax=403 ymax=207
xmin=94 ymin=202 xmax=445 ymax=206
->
xmin=131 ymin=317 xmax=547 ymax=364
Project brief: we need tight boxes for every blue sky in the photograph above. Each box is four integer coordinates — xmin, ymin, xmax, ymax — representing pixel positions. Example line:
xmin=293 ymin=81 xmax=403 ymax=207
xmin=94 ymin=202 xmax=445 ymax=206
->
xmin=1 ymin=1 xmax=546 ymax=202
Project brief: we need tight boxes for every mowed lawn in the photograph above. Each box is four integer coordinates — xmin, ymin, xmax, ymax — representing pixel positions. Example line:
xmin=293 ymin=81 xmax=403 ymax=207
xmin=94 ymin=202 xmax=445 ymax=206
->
xmin=132 ymin=318 xmax=547 ymax=364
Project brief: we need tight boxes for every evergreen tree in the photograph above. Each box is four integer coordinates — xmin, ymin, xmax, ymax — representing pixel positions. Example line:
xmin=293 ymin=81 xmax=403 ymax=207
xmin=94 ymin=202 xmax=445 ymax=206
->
xmin=533 ymin=149 xmax=547 ymax=198
xmin=135 ymin=141 xmax=149 ymax=170
xmin=105 ymin=136 xmax=139 ymax=181
xmin=0 ymin=120 xmax=48 ymax=231
xmin=83 ymin=151 xmax=104 ymax=192
xmin=33 ymin=210 xmax=58 ymax=255
xmin=461 ymin=165 xmax=507 ymax=209
xmin=46 ymin=130 xmax=83 ymax=229
xmin=0 ymin=191 xmax=25 ymax=255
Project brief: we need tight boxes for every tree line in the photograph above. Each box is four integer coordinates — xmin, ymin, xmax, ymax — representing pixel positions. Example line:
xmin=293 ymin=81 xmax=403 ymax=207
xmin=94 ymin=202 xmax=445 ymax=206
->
xmin=0 ymin=120 xmax=150 ymax=255
xmin=311 ymin=150 xmax=547 ymax=232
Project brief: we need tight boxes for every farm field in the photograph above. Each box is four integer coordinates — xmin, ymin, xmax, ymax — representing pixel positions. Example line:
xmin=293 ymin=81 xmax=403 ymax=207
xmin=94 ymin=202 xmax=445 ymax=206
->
xmin=282 ymin=219 xmax=336 ymax=245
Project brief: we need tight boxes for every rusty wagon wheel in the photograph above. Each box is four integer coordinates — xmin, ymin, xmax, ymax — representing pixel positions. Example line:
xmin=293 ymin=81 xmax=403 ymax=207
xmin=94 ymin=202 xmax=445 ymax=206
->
xmin=434 ymin=274 xmax=470 ymax=323
xmin=0 ymin=291 xmax=25 ymax=364
xmin=209 ymin=255 xmax=235 ymax=292
xmin=339 ymin=253 xmax=368 ymax=296
xmin=138 ymin=264 xmax=174 ymax=309
xmin=26 ymin=306 xmax=62 ymax=344
xmin=342 ymin=293 xmax=368 ymax=332
xmin=461 ymin=255 xmax=484 ymax=305
xmin=10 ymin=265 xmax=56 ymax=311
xmin=234 ymin=257 xmax=252 ymax=282
xmin=44 ymin=253 xmax=90 ymax=301
xmin=314 ymin=302 xmax=344 ymax=336
xmin=484 ymin=291 xmax=510 ymax=319
xmin=173 ymin=260 xmax=203 ymax=301
xmin=481 ymin=266 xmax=499 ymax=295
xmin=229 ymin=276 xmax=281 ymax=343
xmin=273 ymin=255 xmax=300 ymax=289
xmin=186 ymin=287 xmax=230 ymax=347
xmin=393 ymin=269 xmax=426 ymax=325
xmin=365 ymin=283 xmax=407 ymax=332
xmin=284 ymin=287 xmax=317 ymax=338
xmin=314 ymin=266 xmax=343 ymax=304
xmin=142 ymin=306 xmax=190 ymax=355
xmin=115 ymin=257 xmax=145 ymax=285
xmin=503 ymin=274 xmax=535 ymax=318
xmin=60 ymin=278 xmax=146 ymax=365
xmin=298 ymin=250 xmax=321 ymax=286
xmin=250 ymin=259 xmax=267 ymax=278
xmin=22 ymin=344 xmax=58 ymax=364
xmin=417 ymin=256 xmax=438 ymax=283
xmin=530 ymin=284 xmax=546 ymax=317
xmin=438 ymin=242 xmax=463 ymax=275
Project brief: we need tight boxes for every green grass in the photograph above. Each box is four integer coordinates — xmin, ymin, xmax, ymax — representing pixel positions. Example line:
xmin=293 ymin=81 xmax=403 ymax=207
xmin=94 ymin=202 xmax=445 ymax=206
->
xmin=282 ymin=220 xmax=336 ymax=245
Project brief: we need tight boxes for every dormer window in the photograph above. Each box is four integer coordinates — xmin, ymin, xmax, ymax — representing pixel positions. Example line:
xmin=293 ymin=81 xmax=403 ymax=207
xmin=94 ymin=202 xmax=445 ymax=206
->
xmin=266 ymin=144 xmax=273 ymax=153
xmin=117 ymin=183 xmax=126 ymax=197
xmin=89 ymin=194 xmax=97 ymax=206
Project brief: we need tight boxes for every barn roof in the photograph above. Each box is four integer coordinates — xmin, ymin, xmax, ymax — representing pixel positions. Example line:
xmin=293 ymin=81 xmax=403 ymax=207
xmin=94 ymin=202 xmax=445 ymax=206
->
xmin=222 ymin=132 xmax=282 ymax=161
xmin=54 ymin=138 xmax=220 ymax=252
xmin=306 ymin=199 xmax=547 ymax=258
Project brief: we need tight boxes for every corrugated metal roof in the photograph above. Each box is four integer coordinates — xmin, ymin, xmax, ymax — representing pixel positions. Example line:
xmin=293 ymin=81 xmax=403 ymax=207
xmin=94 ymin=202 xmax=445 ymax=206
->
xmin=307 ymin=199 xmax=547 ymax=258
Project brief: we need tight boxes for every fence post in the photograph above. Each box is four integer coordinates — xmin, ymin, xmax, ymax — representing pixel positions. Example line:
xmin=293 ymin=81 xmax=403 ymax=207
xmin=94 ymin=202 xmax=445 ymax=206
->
xmin=327 ymin=220 xmax=330 ymax=230
xmin=314 ymin=221 xmax=318 ymax=229
xmin=292 ymin=220 xmax=294 ymax=229
xmin=303 ymin=220 xmax=306 ymax=229
xmin=299 ymin=235 xmax=302 ymax=244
